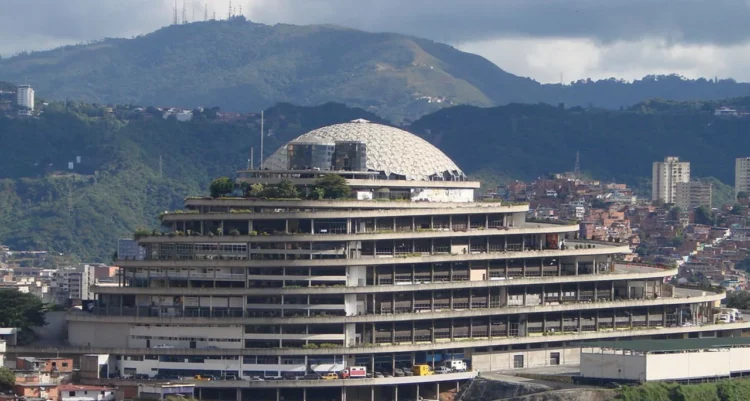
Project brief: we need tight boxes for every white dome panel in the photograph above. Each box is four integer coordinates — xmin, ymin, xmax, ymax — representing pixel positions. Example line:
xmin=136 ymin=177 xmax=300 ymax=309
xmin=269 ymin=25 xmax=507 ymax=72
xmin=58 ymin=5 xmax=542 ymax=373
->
xmin=264 ymin=119 xmax=464 ymax=181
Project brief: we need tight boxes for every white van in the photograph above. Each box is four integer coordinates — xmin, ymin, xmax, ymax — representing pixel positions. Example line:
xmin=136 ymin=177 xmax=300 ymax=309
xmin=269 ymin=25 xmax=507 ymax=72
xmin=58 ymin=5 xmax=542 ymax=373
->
xmin=443 ymin=360 xmax=467 ymax=372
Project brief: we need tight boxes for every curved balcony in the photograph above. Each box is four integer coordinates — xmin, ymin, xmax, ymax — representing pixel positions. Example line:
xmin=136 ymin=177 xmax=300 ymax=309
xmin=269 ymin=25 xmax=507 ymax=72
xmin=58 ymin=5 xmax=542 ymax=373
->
xmin=95 ymin=264 xmax=676 ymax=296
xmin=160 ymin=206 xmax=528 ymax=222
xmin=69 ymin=288 xmax=722 ymax=325
xmin=184 ymin=198 xmax=523 ymax=210
xmin=116 ymin=242 xmax=631 ymax=269
xmin=136 ymin=222 xmax=578 ymax=244
xmin=29 ymin=322 xmax=750 ymax=356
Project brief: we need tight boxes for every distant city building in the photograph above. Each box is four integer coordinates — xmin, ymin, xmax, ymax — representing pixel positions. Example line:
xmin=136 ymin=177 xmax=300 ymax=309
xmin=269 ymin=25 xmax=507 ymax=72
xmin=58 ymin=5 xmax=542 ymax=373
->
xmin=16 ymin=85 xmax=34 ymax=111
xmin=714 ymin=107 xmax=739 ymax=117
xmin=652 ymin=157 xmax=690 ymax=204
xmin=675 ymin=181 xmax=713 ymax=210
xmin=735 ymin=157 xmax=750 ymax=199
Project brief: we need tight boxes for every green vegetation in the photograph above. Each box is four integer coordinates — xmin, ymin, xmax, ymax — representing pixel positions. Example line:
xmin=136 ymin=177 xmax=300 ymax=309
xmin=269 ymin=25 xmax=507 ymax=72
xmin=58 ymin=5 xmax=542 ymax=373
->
xmin=411 ymin=100 xmax=750 ymax=185
xmin=616 ymin=379 xmax=750 ymax=401
xmin=313 ymin=174 xmax=351 ymax=199
xmin=0 ymin=291 xmax=47 ymax=345
xmin=3 ymin=20 xmax=750 ymax=121
xmin=726 ymin=291 xmax=750 ymax=308
xmin=209 ymin=177 xmax=235 ymax=198
xmin=0 ymin=367 xmax=14 ymax=392
xmin=0 ymin=102 xmax=377 ymax=261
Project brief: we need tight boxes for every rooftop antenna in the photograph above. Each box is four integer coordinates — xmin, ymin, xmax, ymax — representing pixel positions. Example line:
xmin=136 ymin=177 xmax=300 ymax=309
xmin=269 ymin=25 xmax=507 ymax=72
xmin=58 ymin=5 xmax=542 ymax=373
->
xmin=172 ymin=0 xmax=178 ymax=25
xmin=182 ymin=0 xmax=188 ymax=24
xmin=574 ymin=151 xmax=581 ymax=179
xmin=260 ymin=111 xmax=265 ymax=169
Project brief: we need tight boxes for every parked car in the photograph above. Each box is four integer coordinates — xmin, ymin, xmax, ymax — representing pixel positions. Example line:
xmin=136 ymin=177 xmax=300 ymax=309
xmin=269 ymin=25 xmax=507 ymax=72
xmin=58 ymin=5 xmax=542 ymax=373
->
xmin=434 ymin=366 xmax=452 ymax=374
xmin=248 ymin=376 xmax=264 ymax=381
xmin=374 ymin=372 xmax=385 ymax=378
xmin=394 ymin=368 xmax=405 ymax=377
xmin=321 ymin=373 xmax=339 ymax=380
xmin=302 ymin=374 xmax=321 ymax=380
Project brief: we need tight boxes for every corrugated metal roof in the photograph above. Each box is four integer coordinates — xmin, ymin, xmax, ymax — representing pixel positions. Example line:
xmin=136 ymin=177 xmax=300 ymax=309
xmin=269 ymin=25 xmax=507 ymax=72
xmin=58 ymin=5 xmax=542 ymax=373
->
xmin=582 ymin=337 xmax=750 ymax=352
xmin=0 ymin=328 xmax=17 ymax=335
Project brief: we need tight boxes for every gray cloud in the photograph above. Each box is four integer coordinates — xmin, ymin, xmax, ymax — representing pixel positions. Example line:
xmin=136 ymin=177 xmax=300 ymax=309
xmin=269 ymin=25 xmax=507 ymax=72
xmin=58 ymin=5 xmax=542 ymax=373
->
xmin=251 ymin=0 xmax=750 ymax=45
xmin=0 ymin=0 xmax=172 ymax=55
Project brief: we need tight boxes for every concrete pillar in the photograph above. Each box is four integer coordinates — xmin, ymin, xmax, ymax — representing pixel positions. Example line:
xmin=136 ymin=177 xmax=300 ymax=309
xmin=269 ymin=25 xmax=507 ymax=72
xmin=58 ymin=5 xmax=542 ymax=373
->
xmin=236 ymin=388 xmax=241 ymax=401
xmin=593 ymin=284 xmax=598 ymax=302
xmin=595 ymin=310 xmax=599 ymax=331
xmin=303 ymin=388 xmax=307 ymax=401
xmin=341 ymin=386 xmax=346 ymax=401
xmin=370 ymin=386 xmax=374 ymax=401
xmin=276 ymin=388 xmax=280 ymax=401
xmin=394 ymin=386 xmax=399 ymax=401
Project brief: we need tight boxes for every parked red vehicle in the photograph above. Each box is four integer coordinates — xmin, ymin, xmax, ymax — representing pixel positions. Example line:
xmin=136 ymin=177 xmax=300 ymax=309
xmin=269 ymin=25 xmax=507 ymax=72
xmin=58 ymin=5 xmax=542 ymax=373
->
xmin=340 ymin=366 xmax=367 ymax=379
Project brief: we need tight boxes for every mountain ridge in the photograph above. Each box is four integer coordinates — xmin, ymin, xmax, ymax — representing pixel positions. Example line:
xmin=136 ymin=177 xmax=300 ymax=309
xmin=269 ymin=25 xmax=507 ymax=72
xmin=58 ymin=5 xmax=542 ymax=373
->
xmin=2 ymin=18 xmax=749 ymax=121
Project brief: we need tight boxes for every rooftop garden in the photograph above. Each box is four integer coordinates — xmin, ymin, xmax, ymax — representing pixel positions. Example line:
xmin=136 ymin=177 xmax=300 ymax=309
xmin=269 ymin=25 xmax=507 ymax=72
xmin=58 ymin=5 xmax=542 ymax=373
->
xmin=210 ymin=174 xmax=351 ymax=200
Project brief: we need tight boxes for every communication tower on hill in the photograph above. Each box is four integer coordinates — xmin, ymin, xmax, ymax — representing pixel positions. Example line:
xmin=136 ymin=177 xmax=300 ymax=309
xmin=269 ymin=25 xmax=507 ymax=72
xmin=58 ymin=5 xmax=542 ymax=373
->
xmin=182 ymin=0 xmax=188 ymax=24
xmin=172 ymin=0 xmax=178 ymax=25
xmin=204 ymin=4 xmax=208 ymax=21
xmin=228 ymin=0 xmax=233 ymax=19
xmin=574 ymin=151 xmax=581 ymax=179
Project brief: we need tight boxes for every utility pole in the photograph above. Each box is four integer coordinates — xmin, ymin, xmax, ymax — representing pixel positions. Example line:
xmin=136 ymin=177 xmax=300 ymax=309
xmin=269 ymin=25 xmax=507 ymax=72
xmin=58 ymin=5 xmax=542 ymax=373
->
xmin=260 ymin=111 xmax=265 ymax=170
xmin=574 ymin=151 xmax=581 ymax=179
xmin=159 ymin=155 xmax=163 ymax=177
xmin=249 ymin=147 xmax=254 ymax=170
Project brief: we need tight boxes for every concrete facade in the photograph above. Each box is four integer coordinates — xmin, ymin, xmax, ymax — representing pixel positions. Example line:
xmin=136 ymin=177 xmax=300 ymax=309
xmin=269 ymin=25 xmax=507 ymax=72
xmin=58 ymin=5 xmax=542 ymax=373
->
xmin=736 ymin=157 xmax=750 ymax=198
xmin=652 ymin=156 xmax=690 ymax=203
xmin=675 ymin=181 xmax=712 ymax=210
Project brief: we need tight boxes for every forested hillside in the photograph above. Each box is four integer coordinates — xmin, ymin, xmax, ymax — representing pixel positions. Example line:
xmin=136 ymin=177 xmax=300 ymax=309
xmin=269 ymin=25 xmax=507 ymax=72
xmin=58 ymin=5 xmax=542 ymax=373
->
xmin=411 ymin=99 xmax=750 ymax=185
xmin=1 ymin=18 xmax=749 ymax=122
xmin=2 ymin=98 xmax=750 ymax=261
xmin=0 ymin=102 xmax=380 ymax=261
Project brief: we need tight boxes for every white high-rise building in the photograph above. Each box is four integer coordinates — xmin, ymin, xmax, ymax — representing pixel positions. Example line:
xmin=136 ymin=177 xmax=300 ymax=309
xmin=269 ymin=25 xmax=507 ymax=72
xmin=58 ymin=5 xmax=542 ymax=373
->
xmin=652 ymin=156 xmax=690 ymax=204
xmin=16 ymin=85 xmax=34 ymax=111
xmin=735 ymin=158 xmax=750 ymax=199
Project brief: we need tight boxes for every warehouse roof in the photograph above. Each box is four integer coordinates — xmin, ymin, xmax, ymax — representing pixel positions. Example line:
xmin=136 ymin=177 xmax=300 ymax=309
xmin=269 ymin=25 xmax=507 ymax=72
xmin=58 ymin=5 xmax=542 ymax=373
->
xmin=582 ymin=337 xmax=750 ymax=353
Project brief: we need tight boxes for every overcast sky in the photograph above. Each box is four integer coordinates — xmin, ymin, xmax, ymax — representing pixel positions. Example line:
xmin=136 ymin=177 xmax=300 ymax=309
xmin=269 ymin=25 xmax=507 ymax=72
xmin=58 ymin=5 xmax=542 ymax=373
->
xmin=1 ymin=0 xmax=749 ymax=83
